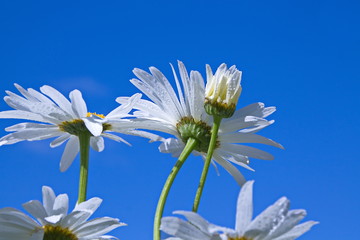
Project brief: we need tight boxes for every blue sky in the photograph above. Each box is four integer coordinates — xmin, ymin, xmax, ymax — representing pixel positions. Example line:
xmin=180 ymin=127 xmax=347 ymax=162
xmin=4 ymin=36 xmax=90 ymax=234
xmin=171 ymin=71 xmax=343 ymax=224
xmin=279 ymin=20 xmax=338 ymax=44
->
xmin=0 ymin=0 xmax=359 ymax=239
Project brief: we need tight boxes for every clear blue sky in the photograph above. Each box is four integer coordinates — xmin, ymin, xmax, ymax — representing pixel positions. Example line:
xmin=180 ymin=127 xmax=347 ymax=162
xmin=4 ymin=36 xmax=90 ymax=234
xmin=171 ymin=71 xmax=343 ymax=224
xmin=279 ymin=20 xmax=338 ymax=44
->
xmin=0 ymin=0 xmax=359 ymax=239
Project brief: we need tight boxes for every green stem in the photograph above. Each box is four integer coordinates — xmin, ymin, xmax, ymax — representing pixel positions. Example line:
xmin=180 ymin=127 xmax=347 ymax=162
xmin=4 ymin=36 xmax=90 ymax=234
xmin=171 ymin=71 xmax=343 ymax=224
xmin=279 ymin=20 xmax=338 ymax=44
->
xmin=77 ymin=132 xmax=91 ymax=203
xmin=154 ymin=137 xmax=198 ymax=240
xmin=192 ymin=115 xmax=222 ymax=212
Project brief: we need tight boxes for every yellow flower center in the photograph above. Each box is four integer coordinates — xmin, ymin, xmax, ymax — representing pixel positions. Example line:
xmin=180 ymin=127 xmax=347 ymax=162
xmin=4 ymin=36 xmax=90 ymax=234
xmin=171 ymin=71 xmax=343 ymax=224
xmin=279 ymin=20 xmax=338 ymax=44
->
xmin=228 ymin=237 xmax=251 ymax=240
xmin=43 ymin=225 xmax=78 ymax=240
xmin=176 ymin=117 xmax=219 ymax=153
xmin=58 ymin=112 xmax=111 ymax=136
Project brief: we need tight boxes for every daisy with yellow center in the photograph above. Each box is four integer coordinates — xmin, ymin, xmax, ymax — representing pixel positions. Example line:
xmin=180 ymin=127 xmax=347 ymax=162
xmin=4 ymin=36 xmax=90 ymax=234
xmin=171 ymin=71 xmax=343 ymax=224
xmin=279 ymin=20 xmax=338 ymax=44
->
xmin=117 ymin=61 xmax=282 ymax=240
xmin=0 ymin=186 xmax=125 ymax=240
xmin=0 ymin=84 xmax=161 ymax=202
xmin=161 ymin=181 xmax=318 ymax=240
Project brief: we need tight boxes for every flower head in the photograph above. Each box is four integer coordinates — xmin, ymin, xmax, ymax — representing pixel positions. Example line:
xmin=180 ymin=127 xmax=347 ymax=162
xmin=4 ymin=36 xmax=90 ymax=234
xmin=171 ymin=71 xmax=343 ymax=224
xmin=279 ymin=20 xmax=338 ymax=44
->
xmin=161 ymin=181 xmax=318 ymax=240
xmin=117 ymin=61 xmax=281 ymax=185
xmin=0 ymin=84 xmax=160 ymax=172
xmin=0 ymin=186 xmax=125 ymax=240
xmin=205 ymin=64 xmax=242 ymax=118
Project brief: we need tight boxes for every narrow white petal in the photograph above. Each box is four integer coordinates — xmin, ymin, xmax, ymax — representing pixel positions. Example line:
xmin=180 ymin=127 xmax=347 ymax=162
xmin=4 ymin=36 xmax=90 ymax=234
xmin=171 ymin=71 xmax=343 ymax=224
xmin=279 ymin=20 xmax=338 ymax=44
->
xmin=22 ymin=200 xmax=47 ymax=225
xmin=14 ymin=84 xmax=38 ymax=102
xmin=0 ymin=110 xmax=57 ymax=124
xmin=70 ymin=90 xmax=87 ymax=118
xmin=50 ymin=134 xmax=71 ymax=148
xmin=40 ymin=85 xmax=75 ymax=117
xmin=271 ymin=221 xmax=319 ymax=240
xmin=5 ymin=122 xmax=56 ymax=132
xmin=61 ymin=211 xmax=92 ymax=230
xmin=231 ymin=103 xmax=276 ymax=119
xmin=190 ymin=71 xmax=206 ymax=120
xmin=120 ymin=129 xmax=164 ymax=143
xmin=60 ymin=136 xmax=79 ymax=172
xmin=219 ymin=132 xmax=284 ymax=149
xmin=52 ymin=193 xmax=69 ymax=217
xmin=5 ymin=128 xmax=62 ymax=142
xmin=213 ymin=153 xmax=246 ymax=186
xmin=158 ymin=138 xmax=185 ymax=158
xmin=0 ymin=207 xmax=39 ymax=230
xmin=265 ymin=210 xmax=307 ymax=239
xmin=42 ymin=186 xmax=56 ymax=216
xmin=83 ymin=117 xmax=103 ymax=137
xmin=235 ymin=181 xmax=254 ymax=234
xmin=106 ymin=93 xmax=141 ymax=119
xmin=221 ymin=144 xmax=274 ymax=160
xmin=73 ymin=217 xmax=125 ymax=238
xmin=220 ymin=116 xmax=271 ymax=133
xmin=28 ymin=88 xmax=54 ymax=105
xmin=171 ymin=63 xmax=187 ymax=116
xmin=172 ymin=211 xmax=212 ymax=234
xmin=244 ymin=197 xmax=290 ymax=239
xmin=101 ymin=132 xmax=130 ymax=145
xmin=160 ymin=217 xmax=211 ymax=240
xmin=90 ymin=136 xmax=105 ymax=152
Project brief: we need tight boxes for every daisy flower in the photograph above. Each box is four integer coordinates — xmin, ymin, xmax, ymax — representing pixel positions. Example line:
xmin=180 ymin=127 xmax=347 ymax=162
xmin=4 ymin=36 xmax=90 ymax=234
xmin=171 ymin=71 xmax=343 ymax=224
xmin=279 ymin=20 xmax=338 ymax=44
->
xmin=0 ymin=186 xmax=125 ymax=240
xmin=118 ymin=62 xmax=282 ymax=185
xmin=161 ymin=181 xmax=318 ymax=240
xmin=0 ymin=84 xmax=160 ymax=172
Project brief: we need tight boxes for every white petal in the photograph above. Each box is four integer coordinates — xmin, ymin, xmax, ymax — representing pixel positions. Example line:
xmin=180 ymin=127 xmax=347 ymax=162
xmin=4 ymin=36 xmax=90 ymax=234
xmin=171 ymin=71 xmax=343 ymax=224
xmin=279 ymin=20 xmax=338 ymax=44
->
xmin=173 ymin=211 xmax=212 ymax=234
xmin=235 ymin=181 xmax=254 ymax=235
xmin=42 ymin=186 xmax=56 ymax=216
xmin=60 ymin=136 xmax=80 ymax=172
xmin=101 ymin=132 xmax=130 ymax=145
xmin=121 ymin=129 xmax=164 ymax=143
xmin=50 ymin=134 xmax=71 ymax=148
xmin=83 ymin=117 xmax=103 ymax=137
xmin=44 ymin=214 xmax=63 ymax=224
xmin=52 ymin=193 xmax=69 ymax=217
xmin=160 ymin=216 xmax=211 ymax=240
xmin=0 ymin=207 xmax=39 ymax=230
xmin=90 ymin=136 xmax=105 ymax=152
xmin=220 ymin=116 xmax=271 ymax=134
xmin=265 ymin=210 xmax=306 ymax=239
xmin=231 ymin=103 xmax=275 ymax=119
xmin=106 ymin=93 xmax=141 ymax=119
xmin=14 ymin=84 xmax=38 ymax=102
xmin=40 ymin=85 xmax=75 ymax=117
xmin=111 ymin=119 xmax=178 ymax=136
xmin=219 ymin=132 xmax=284 ymax=149
xmin=4 ymin=128 xmax=62 ymax=142
xmin=213 ymin=153 xmax=246 ymax=186
xmin=272 ymin=221 xmax=319 ymax=240
xmin=5 ymin=122 xmax=56 ymax=132
xmin=221 ymin=144 xmax=274 ymax=160
xmin=22 ymin=200 xmax=47 ymax=224
xmin=73 ymin=217 xmax=125 ymax=238
xmin=70 ymin=90 xmax=87 ymax=118
xmin=28 ymin=88 xmax=54 ymax=105
xmin=0 ymin=110 xmax=56 ymax=124
xmin=244 ymin=197 xmax=290 ymax=239
xmin=159 ymin=138 xmax=185 ymax=158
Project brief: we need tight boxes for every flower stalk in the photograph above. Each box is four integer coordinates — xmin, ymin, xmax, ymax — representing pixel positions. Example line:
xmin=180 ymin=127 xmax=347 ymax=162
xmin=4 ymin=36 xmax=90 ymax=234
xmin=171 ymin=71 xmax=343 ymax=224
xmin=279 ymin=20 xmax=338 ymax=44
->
xmin=192 ymin=115 xmax=222 ymax=212
xmin=154 ymin=137 xmax=198 ymax=240
xmin=77 ymin=132 xmax=91 ymax=203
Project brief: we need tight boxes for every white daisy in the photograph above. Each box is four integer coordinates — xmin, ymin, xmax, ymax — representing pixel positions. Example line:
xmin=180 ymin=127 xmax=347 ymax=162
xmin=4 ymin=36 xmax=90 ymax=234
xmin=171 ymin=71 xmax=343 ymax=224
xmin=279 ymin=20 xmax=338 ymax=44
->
xmin=0 ymin=186 xmax=125 ymax=240
xmin=161 ymin=181 xmax=318 ymax=240
xmin=0 ymin=84 xmax=160 ymax=172
xmin=117 ymin=62 xmax=282 ymax=185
